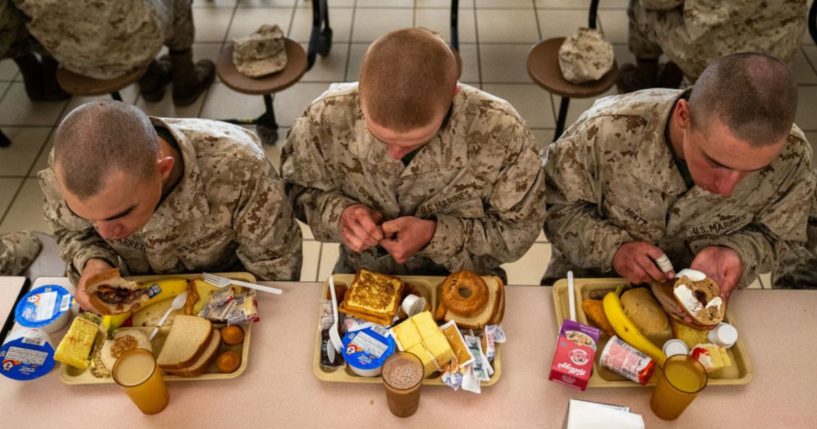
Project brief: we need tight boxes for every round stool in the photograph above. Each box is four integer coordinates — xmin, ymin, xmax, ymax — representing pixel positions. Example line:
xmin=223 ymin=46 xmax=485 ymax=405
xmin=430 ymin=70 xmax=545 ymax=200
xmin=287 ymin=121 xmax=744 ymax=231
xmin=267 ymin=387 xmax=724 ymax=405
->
xmin=216 ymin=38 xmax=308 ymax=145
xmin=57 ymin=64 xmax=149 ymax=101
xmin=527 ymin=37 xmax=617 ymax=141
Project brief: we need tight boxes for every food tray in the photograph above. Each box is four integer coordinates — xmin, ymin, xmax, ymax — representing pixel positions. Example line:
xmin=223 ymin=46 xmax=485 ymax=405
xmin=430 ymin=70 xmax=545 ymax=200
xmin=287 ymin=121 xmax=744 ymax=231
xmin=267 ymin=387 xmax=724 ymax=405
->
xmin=59 ymin=272 xmax=254 ymax=384
xmin=552 ymin=278 xmax=753 ymax=388
xmin=312 ymin=274 xmax=501 ymax=387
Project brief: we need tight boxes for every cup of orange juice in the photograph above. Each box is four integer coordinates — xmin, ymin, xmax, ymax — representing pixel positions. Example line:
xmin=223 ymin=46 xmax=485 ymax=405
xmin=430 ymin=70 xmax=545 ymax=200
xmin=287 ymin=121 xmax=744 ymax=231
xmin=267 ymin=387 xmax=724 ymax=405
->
xmin=112 ymin=349 xmax=169 ymax=414
xmin=650 ymin=354 xmax=708 ymax=420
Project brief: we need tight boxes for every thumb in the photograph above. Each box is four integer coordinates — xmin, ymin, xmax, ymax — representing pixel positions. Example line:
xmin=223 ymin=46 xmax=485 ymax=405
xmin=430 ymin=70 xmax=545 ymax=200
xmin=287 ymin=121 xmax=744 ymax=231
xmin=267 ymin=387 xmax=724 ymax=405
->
xmin=381 ymin=218 xmax=403 ymax=235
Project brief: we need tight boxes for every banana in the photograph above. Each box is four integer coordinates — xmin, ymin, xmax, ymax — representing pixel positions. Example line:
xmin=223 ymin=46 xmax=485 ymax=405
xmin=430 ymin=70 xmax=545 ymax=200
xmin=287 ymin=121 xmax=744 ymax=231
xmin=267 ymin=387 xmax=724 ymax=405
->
xmin=101 ymin=278 xmax=189 ymax=332
xmin=603 ymin=287 xmax=667 ymax=366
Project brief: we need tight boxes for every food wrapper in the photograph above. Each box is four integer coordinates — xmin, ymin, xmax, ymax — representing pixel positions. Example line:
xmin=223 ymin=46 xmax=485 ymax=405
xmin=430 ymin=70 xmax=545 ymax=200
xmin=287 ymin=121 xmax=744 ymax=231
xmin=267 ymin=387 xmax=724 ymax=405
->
xmin=199 ymin=288 xmax=259 ymax=325
xmin=320 ymin=300 xmax=334 ymax=331
xmin=461 ymin=364 xmax=481 ymax=394
xmin=465 ymin=333 xmax=492 ymax=382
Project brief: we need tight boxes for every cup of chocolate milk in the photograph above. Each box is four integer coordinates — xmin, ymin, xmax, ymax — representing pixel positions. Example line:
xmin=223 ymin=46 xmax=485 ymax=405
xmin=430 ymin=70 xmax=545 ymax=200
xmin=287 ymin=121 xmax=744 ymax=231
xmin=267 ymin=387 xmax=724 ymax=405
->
xmin=382 ymin=352 xmax=424 ymax=417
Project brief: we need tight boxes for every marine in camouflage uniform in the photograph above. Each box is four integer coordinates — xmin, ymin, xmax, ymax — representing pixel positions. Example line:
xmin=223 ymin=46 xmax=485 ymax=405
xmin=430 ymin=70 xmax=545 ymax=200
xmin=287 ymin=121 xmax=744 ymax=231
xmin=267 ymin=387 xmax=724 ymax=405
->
xmin=1 ymin=0 xmax=29 ymax=59
xmin=541 ymin=89 xmax=815 ymax=287
xmin=281 ymin=83 xmax=546 ymax=278
xmin=628 ymin=0 xmax=807 ymax=81
xmin=0 ymin=231 xmax=41 ymax=276
xmin=774 ymin=174 xmax=817 ymax=289
xmin=39 ymin=118 xmax=303 ymax=283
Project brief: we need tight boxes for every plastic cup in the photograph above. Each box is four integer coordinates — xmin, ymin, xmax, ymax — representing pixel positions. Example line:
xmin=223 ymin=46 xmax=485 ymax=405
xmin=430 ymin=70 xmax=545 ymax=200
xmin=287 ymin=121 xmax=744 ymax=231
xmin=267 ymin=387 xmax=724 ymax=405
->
xmin=112 ymin=349 xmax=169 ymax=414
xmin=650 ymin=354 xmax=708 ymax=420
xmin=381 ymin=352 xmax=424 ymax=417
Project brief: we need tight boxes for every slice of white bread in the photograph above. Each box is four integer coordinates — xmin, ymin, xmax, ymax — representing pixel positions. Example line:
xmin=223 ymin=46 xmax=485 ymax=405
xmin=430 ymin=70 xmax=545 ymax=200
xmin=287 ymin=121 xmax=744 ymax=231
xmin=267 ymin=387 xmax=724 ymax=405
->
xmin=164 ymin=330 xmax=221 ymax=377
xmin=442 ymin=276 xmax=505 ymax=329
xmin=157 ymin=315 xmax=213 ymax=370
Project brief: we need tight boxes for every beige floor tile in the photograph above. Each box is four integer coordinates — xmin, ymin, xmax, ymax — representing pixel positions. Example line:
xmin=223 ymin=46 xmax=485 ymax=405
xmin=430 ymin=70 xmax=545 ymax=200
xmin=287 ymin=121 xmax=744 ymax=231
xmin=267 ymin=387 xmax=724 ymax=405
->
xmin=200 ymin=82 xmax=328 ymax=128
xmin=417 ymin=0 xmax=474 ymax=8
xmin=477 ymin=10 xmax=539 ymax=44
xmin=477 ymin=0 xmax=533 ymax=7
xmin=414 ymin=8 xmax=477 ymax=44
xmin=228 ymin=8 xmax=294 ymax=40
xmin=795 ymin=86 xmax=817 ymax=131
xmin=536 ymin=229 xmax=547 ymax=243
xmin=0 ymin=59 xmax=17 ymax=81
xmin=351 ymin=9 xmax=414 ymax=43
xmin=0 ymin=83 xmax=67 ymax=126
xmin=0 ymin=178 xmax=22 ymax=219
xmin=482 ymin=83 xmax=556 ymax=128
xmin=502 ymin=242 xmax=550 ymax=285
xmin=480 ymin=43 xmax=535 ymax=83
xmin=261 ymin=127 xmax=286 ymax=168
xmin=536 ymin=9 xmax=594 ymax=41
xmin=272 ymin=82 xmax=332 ymax=126
xmin=457 ymin=44 xmax=480 ymax=83
xmin=0 ymin=127 xmax=52 ymax=177
xmin=193 ymin=0 xmax=237 ymax=7
xmin=59 ymin=85 xmax=140 ymax=122
xmin=194 ymin=43 xmax=226 ymax=83
xmin=793 ymin=48 xmax=817 ymax=85
xmin=318 ymin=242 xmax=340 ymax=281
xmin=597 ymin=9 xmax=628 ymax=44
xmin=746 ymin=279 xmax=762 ymax=289
xmin=536 ymin=0 xmax=628 ymax=8
xmin=800 ymin=45 xmax=817 ymax=73
xmin=238 ymin=0 xmax=297 ymax=7
xmin=530 ymin=128 xmax=553 ymax=149
xmin=613 ymin=43 xmax=636 ymax=68
xmin=290 ymin=7 xmax=354 ymax=43
xmin=193 ymin=8 xmax=235 ymax=42
xmin=357 ymin=0 xmax=413 ymax=7
xmin=297 ymin=0 xmax=355 ymax=7
xmin=0 ymin=178 xmax=50 ymax=234
xmin=136 ymin=86 xmax=208 ymax=118
xmin=0 ymin=81 xmax=9 ymax=98
xmin=30 ymin=135 xmax=53 ymax=177
xmin=345 ymin=43 xmax=369 ymax=81
xmin=300 ymin=240 xmax=321 ymax=281
xmin=298 ymin=42 xmax=350 ymax=82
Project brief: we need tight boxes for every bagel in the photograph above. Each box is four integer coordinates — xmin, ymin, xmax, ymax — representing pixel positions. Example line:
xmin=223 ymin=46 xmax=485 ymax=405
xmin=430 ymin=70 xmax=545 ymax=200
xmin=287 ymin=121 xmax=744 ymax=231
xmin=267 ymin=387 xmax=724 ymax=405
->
xmin=653 ymin=269 xmax=724 ymax=328
xmin=440 ymin=271 xmax=489 ymax=317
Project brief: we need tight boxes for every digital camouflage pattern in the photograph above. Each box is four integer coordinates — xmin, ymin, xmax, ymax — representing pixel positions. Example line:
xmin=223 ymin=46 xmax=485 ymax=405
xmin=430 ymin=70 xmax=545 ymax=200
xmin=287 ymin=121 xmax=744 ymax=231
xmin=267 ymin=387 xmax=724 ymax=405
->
xmin=39 ymin=118 xmax=303 ymax=283
xmin=628 ymin=0 xmax=807 ymax=81
xmin=0 ymin=0 xmax=32 ymax=59
xmin=0 ymin=231 xmax=41 ymax=275
xmin=281 ymin=83 xmax=546 ymax=277
xmin=542 ymin=89 xmax=815 ymax=287
xmin=14 ymin=0 xmax=194 ymax=79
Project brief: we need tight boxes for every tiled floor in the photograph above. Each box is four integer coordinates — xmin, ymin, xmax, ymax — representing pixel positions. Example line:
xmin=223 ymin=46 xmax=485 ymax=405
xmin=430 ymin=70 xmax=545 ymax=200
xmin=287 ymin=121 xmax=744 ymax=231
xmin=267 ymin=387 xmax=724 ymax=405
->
xmin=1 ymin=0 xmax=813 ymax=288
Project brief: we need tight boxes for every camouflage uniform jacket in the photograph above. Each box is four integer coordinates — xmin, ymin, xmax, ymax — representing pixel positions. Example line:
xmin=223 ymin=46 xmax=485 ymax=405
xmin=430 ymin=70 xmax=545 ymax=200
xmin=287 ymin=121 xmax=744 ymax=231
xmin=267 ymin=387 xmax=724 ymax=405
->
xmin=39 ymin=117 xmax=303 ymax=282
xmin=542 ymin=89 xmax=815 ymax=287
xmin=281 ymin=83 xmax=546 ymax=276
xmin=630 ymin=0 xmax=807 ymax=80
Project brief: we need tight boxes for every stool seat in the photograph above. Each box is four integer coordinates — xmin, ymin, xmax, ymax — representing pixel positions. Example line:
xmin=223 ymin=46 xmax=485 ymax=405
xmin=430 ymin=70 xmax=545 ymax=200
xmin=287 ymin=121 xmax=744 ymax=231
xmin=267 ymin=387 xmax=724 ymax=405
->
xmin=527 ymin=37 xmax=617 ymax=99
xmin=57 ymin=65 xmax=148 ymax=97
xmin=217 ymin=38 xmax=307 ymax=95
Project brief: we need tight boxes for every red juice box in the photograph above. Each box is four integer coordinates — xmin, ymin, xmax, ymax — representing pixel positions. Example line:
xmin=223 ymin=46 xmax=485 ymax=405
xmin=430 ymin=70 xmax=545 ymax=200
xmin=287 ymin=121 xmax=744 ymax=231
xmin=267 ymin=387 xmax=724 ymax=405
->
xmin=548 ymin=319 xmax=600 ymax=391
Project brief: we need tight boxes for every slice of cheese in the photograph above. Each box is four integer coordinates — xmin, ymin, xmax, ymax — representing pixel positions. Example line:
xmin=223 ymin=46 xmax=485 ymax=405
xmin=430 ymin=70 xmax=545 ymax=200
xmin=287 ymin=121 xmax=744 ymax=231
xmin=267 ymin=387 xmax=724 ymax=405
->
xmin=390 ymin=311 xmax=454 ymax=377
xmin=55 ymin=317 xmax=99 ymax=369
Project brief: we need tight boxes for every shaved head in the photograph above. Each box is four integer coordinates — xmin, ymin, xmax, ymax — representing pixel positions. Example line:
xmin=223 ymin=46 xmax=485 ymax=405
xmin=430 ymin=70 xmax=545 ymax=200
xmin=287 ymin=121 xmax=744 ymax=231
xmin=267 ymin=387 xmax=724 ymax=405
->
xmin=689 ymin=53 xmax=797 ymax=147
xmin=359 ymin=28 xmax=459 ymax=132
xmin=54 ymin=100 xmax=159 ymax=199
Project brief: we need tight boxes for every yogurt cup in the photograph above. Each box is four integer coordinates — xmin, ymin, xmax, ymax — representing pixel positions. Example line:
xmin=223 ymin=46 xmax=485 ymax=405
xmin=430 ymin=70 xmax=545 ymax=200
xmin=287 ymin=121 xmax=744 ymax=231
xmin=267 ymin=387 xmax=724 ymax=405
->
xmin=0 ymin=325 xmax=56 ymax=381
xmin=663 ymin=339 xmax=690 ymax=357
xmin=14 ymin=285 xmax=76 ymax=334
xmin=341 ymin=326 xmax=396 ymax=377
xmin=707 ymin=322 xmax=738 ymax=348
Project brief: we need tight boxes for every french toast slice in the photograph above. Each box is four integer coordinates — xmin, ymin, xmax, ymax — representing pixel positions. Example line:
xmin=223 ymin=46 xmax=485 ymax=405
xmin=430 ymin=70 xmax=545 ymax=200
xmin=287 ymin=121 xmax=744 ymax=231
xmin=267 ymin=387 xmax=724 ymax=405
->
xmin=339 ymin=269 xmax=405 ymax=326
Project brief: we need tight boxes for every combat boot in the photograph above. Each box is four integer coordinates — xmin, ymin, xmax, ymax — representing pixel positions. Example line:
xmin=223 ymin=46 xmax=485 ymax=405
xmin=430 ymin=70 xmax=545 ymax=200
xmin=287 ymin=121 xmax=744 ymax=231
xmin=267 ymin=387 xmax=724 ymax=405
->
xmin=13 ymin=53 xmax=45 ymax=101
xmin=39 ymin=55 xmax=70 ymax=101
xmin=138 ymin=55 xmax=173 ymax=102
xmin=169 ymin=49 xmax=215 ymax=106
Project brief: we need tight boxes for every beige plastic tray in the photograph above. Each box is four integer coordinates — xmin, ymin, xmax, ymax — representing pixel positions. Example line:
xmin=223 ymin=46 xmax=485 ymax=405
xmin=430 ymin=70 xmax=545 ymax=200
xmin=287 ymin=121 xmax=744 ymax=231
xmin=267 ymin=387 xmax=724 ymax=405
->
xmin=312 ymin=274 xmax=501 ymax=387
xmin=552 ymin=278 xmax=753 ymax=388
xmin=59 ymin=272 xmax=254 ymax=384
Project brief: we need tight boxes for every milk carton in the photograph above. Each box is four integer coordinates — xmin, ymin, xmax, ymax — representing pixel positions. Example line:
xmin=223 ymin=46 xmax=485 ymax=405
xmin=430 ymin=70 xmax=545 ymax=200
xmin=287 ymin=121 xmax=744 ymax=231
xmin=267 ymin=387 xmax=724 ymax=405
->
xmin=548 ymin=319 xmax=600 ymax=391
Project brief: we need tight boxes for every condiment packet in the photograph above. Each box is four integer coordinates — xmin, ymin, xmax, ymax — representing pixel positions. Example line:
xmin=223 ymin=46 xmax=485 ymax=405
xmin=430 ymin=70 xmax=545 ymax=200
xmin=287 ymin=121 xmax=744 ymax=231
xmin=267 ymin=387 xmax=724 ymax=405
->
xmin=441 ymin=369 xmax=463 ymax=391
xmin=199 ymin=289 xmax=259 ymax=324
xmin=465 ymin=334 xmax=491 ymax=382
xmin=486 ymin=325 xmax=506 ymax=343
xmin=320 ymin=300 xmax=334 ymax=330
xmin=461 ymin=364 xmax=481 ymax=394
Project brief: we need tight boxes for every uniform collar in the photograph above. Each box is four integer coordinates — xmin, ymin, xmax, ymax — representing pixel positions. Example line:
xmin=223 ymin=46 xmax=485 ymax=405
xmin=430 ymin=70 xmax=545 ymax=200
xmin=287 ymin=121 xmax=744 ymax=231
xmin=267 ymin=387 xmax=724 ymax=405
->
xmin=631 ymin=90 xmax=689 ymax=196
xmin=141 ymin=117 xmax=210 ymax=232
xmin=349 ymin=89 xmax=469 ymax=175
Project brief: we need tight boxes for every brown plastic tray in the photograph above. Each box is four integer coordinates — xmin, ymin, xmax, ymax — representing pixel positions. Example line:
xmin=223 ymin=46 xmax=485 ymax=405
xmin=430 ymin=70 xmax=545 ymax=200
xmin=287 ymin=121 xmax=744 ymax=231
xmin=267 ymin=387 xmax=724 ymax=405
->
xmin=312 ymin=274 xmax=501 ymax=387
xmin=59 ymin=272 xmax=255 ymax=384
xmin=552 ymin=278 xmax=753 ymax=388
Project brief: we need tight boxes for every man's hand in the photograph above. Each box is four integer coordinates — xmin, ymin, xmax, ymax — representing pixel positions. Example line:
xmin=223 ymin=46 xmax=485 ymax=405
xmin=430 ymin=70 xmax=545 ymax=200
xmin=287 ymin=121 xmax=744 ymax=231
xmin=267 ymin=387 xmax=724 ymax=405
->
xmin=379 ymin=217 xmax=437 ymax=264
xmin=339 ymin=204 xmax=384 ymax=253
xmin=690 ymin=246 xmax=743 ymax=303
xmin=613 ymin=241 xmax=675 ymax=285
xmin=76 ymin=258 xmax=114 ymax=312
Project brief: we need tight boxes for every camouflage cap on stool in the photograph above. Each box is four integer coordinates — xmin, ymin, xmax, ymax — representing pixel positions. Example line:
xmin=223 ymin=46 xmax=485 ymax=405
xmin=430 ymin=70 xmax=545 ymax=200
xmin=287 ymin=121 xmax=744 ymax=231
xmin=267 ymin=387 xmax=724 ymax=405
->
xmin=558 ymin=28 xmax=615 ymax=84
xmin=232 ymin=25 xmax=288 ymax=78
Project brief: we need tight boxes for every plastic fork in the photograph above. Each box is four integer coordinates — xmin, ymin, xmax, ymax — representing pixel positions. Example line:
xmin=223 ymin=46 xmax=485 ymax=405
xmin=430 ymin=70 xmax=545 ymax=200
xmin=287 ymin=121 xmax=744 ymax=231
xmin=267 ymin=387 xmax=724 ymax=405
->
xmin=201 ymin=272 xmax=283 ymax=295
xmin=327 ymin=276 xmax=343 ymax=355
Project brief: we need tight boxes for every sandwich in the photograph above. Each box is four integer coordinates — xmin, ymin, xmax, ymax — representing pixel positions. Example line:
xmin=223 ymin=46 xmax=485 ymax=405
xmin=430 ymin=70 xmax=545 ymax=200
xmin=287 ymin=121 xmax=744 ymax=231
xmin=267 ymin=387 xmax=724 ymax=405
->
xmin=86 ymin=269 xmax=150 ymax=315
xmin=651 ymin=269 xmax=725 ymax=329
xmin=156 ymin=315 xmax=216 ymax=376
xmin=339 ymin=269 xmax=405 ymax=326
